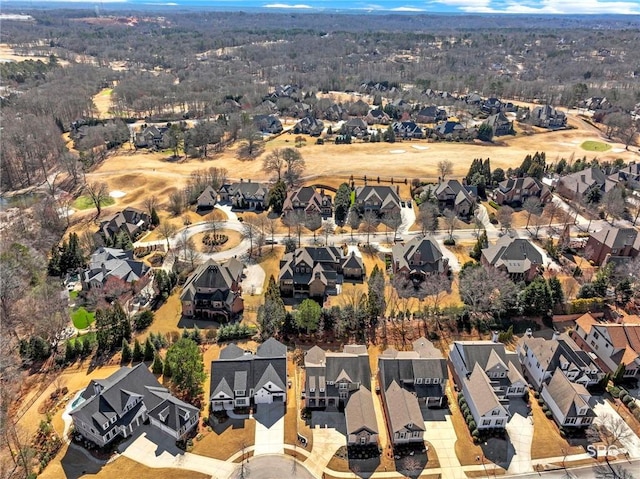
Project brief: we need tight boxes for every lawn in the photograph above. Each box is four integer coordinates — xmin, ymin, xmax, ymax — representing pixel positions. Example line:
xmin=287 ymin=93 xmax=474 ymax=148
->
xmin=73 ymin=194 xmax=116 ymax=210
xmin=71 ymin=307 xmax=95 ymax=329
xmin=529 ymin=395 xmax=586 ymax=460
xmin=581 ymin=140 xmax=611 ymax=152
xmin=191 ymin=416 xmax=256 ymax=460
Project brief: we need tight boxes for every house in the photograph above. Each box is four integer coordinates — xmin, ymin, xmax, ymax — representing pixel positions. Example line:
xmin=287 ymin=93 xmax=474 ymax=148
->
xmin=98 ymin=207 xmax=151 ymax=244
xmin=483 ymin=112 xmax=512 ymax=136
xmin=354 ymin=185 xmax=401 ymax=217
xmin=305 ymin=345 xmax=379 ymax=446
xmin=465 ymin=93 xmax=483 ymax=105
xmin=134 ymin=125 xmax=170 ymax=149
xmin=253 ymin=114 xmax=283 ymax=134
xmin=608 ymin=162 xmax=640 ymax=191
xmin=282 ymin=186 xmax=333 ymax=219
xmin=196 ymin=185 xmax=217 ymax=211
xmin=494 ymin=177 xmax=552 ymax=206
xmin=416 ymin=105 xmax=447 ymax=124
xmin=293 ymin=117 xmax=324 ymax=136
xmin=482 ymin=97 xmax=502 ymax=115
xmin=392 ymin=236 xmax=448 ymax=290
xmin=392 ymin=121 xmax=424 ymax=139
xmin=209 ymin=338 xmax=287 ymax=412
xmin=530 ymin=105 xmax=567 ymax=129
xmin=434 ymin=179 xmax=476 ymax=217
xmin=481 ymin=236 xmax=543 ymax=282
xmin=556 ymin=167 xmax=611 ymax=202
xmin=541 ymin=369 xmax=596 ymax=428
xmin=324 ymin=103 xmax=346 ymax=121
xmin=572 ymin=313 xmax=640 ymax=378
xmin=218 ymin=180 xmax=269 ymax=210
xmin=517 ymin=331 xmax=604 ymax=390
xmin=70 ymin=364 xmax=199 ymax=448
xmin=82 ymin=247 xmax=151 ymax=291
xmin=180 ymin=258 xmax=244 ymax=320
xmin=434 ymin=121 xmax=465 ymax=137
xmin=342 ymin=118 xmax=369 ymax=138
xmin=449 ymin=340 xmax=528 ymax=430
xmin=585 ymin=226 xmax=640 ymax=266
xmin=378 ymin=338 xmax=448 ymax=445
xmin=279 ymin=246 xmax=364 ymax=298
xmin=365 ymin=108 xmax=391 ymax=125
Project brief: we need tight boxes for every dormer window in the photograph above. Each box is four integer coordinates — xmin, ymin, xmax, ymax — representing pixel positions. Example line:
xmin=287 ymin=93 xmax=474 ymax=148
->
xmin=103 ymin=422 xmax=109 ymax=430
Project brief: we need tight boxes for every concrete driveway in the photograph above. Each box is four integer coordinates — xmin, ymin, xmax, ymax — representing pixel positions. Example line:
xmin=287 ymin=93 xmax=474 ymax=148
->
xmin=253 ymin=403 xmax=285 ymax=456
xmin=438 ymin=240 xmax=461 ymax=272
xmin=400 ymin=203 xmax=416 ymax=234
xmin=119 ymin=425 xmax=235 ymax=477
xmin=593 ymin=398 xmax=640 ymax=459
xmin=303 ymin=426 xmax=345 ymax=478
xmin=422 ymin=408 xmax=465 ymax=479
xmin=505 ymin=408 xmax=534 ymax=474
xmin=234 ymin=454 xmax=315 ymax=479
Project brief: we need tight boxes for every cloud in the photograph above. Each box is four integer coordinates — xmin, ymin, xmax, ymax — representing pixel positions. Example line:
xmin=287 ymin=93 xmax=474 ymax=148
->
xmin=455 ymin=0 xmax=640 ymax=14
xmin=263 ymin=3 xmax=314 ymax=8
xmin=391 ymin=6 xmax=427 ymax=11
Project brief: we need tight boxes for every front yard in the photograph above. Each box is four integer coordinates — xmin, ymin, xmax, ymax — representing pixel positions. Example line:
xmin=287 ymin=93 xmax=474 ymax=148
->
xmin=529 ymin=395 xmax=587 ymax=460
xmin=191 ymin=415 xmax=256 ymax=460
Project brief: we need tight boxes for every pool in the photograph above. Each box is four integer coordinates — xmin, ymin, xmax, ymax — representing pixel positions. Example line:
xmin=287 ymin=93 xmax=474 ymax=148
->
xmin=69 ymin=389 xmax=86 ymax=411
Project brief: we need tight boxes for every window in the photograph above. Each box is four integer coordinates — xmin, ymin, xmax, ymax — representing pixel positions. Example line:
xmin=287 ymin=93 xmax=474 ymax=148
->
xmin=416 ymin=378 xmax=423 ymax=384
xmin=433 ymin=378 xmax=440 ymax=384
xmin=425 ymin=378 xmax=431 ymax=384
xmin=491 ymin=409 xmax=500 ymax=416
xmin=339 ymin=383 xmax=347 ymax=389
xmin=593 ymin=331 xmax=599 ymax=340
xmin=319 ymin=388 xmax=325 ymax=393
xmin=482 ymin=419 xmax=491 ymax=426
xmin=566 ymin=417 xmax=577 ymax=424
xmin=309 ymin=387 xmax=315 ymax=393
xmin=495 ymin=420 xmax=504 ymax=426
xmin=339 ymin=392 xmax=348 ymax=399
xmin=235 ymin=390 xmax=245 ymax=397
xmin=360 ymin=436 xmax=367 ymax=445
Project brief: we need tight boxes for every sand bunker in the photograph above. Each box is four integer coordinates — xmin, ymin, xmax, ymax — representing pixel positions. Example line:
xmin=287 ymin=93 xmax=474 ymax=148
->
xmin=612 ymin=148 xmax=625 ymax=153
xmin=412 ymin=145 xmax=429 ymax=150
xmin=109 ymin=190 xmax=126 ymax=198
xmin=389 ymin=149 xmax=406 ymax=154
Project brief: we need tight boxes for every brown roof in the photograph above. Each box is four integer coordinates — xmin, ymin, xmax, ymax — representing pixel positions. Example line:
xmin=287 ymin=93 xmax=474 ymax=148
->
xmin=383 ymin=380 xmax=425 ymax=434
xmin=345 ymin=388 xmax=379 ymax=436
xmin=575 ymin=313 xmax=598 ymax=335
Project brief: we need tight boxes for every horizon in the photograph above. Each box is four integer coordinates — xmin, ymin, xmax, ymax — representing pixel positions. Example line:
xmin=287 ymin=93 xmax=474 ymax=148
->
xmin=2 ymin=0 xmax=640 ymax=15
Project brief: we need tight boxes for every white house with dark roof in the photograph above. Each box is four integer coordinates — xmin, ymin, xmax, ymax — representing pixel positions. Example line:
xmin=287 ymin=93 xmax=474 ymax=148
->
xmin=556 ymin=167 xmax=612 ymax=202
xmin=218 ymin=180 xmax=269 ymax=211
xmin=304 ymin=344 xmax=379 ymax=446
xmin=481 ymin=236 xmax=543 ymax=282
xmin=82 ymin=247 xmax=152 ymax=291
xmin=209 ymin=338 xmax=287 ymax=412
xmin=70 ymin=364 xmax=199 ymax=447
xmin=540 ymin=369 xmax=596 ymax=428
xmin=449 ymin=340 xmax=528 ymax=430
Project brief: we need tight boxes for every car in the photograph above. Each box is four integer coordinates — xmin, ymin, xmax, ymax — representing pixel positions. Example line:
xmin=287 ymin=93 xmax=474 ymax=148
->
xmin=265 ymin=239 xmax=278 ymax=245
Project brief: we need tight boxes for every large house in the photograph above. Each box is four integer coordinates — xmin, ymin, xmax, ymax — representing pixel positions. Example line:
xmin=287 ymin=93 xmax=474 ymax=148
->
xmin=293 ymin=117 xmax=324 ymax=136
xmin=218 ymin=181 xmax=269 ymax=211
xmin=494 ymin=177 xmax=552 ymax=206
xmin=354 ymin=185 xmax=402 ymax=217
xmin=435 ymin=121 xmax=465 ymax=138
xmin=196 ymin=185 xmax=217 ymax=211
xmin=82 ymin=247 xmax=152 ymax=291
xmin=70 ymin=364 xmax=199 ymax=448
xmin=608 ymin=163 xmax=640 ymax=191
xmin=392 ymin=236 xmax=448 ymax=288
xmin=483 ymin=112 xmax=512 ymax=136
xmin=416 ymin=106 xmax=447 ymax=124
xmin=209 ymin=338 xmax=287 ymax=412
xmin=282 ymin=186 xmax=333 ymax=219
xmin=481 ymin=236 xmax=543 ymax=282
xmin=342 ymin=118 xmax=369 ymax=138
xmin=180 ymin=258 xmax=244 ymax=320
xmin=279 ymin=246 xmax=364 ymax=299
xmin=305 ymin=345 xmax=379 ymax=446
xmin=134 ymin=125 xmax=170 ymax=149
xmin=378 ymin=338 xmax=448 ymax=446
xmin=98 ymin=207 xmax=151 ymax=244
xmin=530 ymin=105 xmax=567 ymax=129
xmin=517 ymin=331 xmax=604 ymax=390
xmin=392 ymin=121 xmax=424 ymax=139
xmin=585 ymin=226 xmax=640 ymax=266
xmin=449 ymin=340 xmax=528 ymax=430
xmin=434 ymin=179 xmax=476 ymax=217
xmin=365 ymin=108 xmax=391 ymax=125
xmin=556 ymin=167 xmax=611 ymax=202
xmin=572 ymin=313 xmax=640 ymax=378
xmin=253 ymin=114 xmax=283 ymax=134
xmin=541 ymin=370 xmax=595 ymax=428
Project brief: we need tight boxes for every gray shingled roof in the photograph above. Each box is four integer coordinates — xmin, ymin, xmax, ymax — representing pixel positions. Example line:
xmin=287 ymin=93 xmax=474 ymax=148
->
xmin=383 ymin=380 xmax=425 ymax=434
xmin=83 ymin=247 xmax=150 ymax=286
xmin=345 ymin=388 xmax=379 ymax=436
xmin=392 ymin=236 xmax=444 ymax=274
xmin=464 ymin=363 xmax=507 ymax=417
xmin=543 ymin=368 xmax=595 ymax=419
xmin=589 ymin=226 xmax=639 ymax=250
xmin=180 ymin=258 xmax=243 ymax=302
xmin=482 ymin=236 xmax=542 ymax=274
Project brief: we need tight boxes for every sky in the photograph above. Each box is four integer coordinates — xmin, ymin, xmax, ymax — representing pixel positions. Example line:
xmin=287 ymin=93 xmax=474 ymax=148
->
xmin=2 ymin=0 xmax=640 ymax=14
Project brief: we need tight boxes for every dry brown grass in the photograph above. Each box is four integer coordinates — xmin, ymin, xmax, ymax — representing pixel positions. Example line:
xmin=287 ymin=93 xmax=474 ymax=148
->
xmin=449 ymin=387 xmax=485 ymax=466
xmin=466 ymin=468 xmax=506 ymax=477
xmin=529 ymin=396 xmax=585 ymax=460
xmin=92 ymin=88 xmax=113 ymax=119
xmin=191 ymin=416 xmax=256 ymax=460
xmin=191 ymin=229 xmax=243 ymax=253
xmin=284 ymin=358 xmax=314 ymax=452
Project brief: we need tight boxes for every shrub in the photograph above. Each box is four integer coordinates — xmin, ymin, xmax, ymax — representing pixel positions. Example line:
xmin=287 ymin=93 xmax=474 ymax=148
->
xmin=465 ymin=413 xmax=474 ymax=424
xmin=443 ymin=238 xmax=456 ymax=246
xmin=133 ymin=310 xmax=154 ymax=330
xmin=533 ymin=391 xmax=540 ymax=399
xmin=622 ymin=394 xmax=633 ymax=405
xmin=542 ymin=404 xmax=549 ymax=412
xmin=629 ymin=402 xmax=638 ymax=410
xmin=537 ymin=398 xmax=544 ymax=406
xmin=609 ymin=386 xmax=621 ymax=398
xmin=545 ymin=410 xmax=553 ymax=418
xmin=468 ymin=420 xmax=477 ymax=431
xmin=471 ymin=429 xmax=480 ymax=438
xmin=488 ymin=200 xmax=500 ymax=209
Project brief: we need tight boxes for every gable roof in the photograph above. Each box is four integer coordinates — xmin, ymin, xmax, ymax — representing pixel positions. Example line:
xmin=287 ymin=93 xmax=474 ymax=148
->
xmin=180 ymin=258 xmax=243 ymax=303
xmin=543 ymin=368 xmax=594 ymax=418
xmin=392 ymin=236 xmax=444 ymax=274
xmin=383 ymin=380 xmax=425 ymax=434
xmin=589 ymin=226 xmax=639 ymax=250
xmin=345 ymin=387 xmax=379 ymax=436
xmin=464 ymin=363 xmax=507 ymax=416
xmin=83 ymin=247 xmax=150 ymax=286
xmin=482 ymin=236 xmax=543 ymax=274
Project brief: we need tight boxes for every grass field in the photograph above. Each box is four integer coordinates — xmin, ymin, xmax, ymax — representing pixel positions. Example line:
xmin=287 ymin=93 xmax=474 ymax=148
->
xmin=73 ymin=195 xmax=116 ymax=210
xmin=580 ymin=140 xmax=611 ymax=152
xmin=71 ymin=307 xmax=95 ymax=329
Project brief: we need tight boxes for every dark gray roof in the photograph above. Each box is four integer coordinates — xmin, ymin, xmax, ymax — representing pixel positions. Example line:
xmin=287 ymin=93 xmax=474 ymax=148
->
xmin=589 ymin=226 xmax=639 ymax=250
xmin=392 ymin=236 xmax=444 ymax=274
xmin=83 ymin=247 xmax=150 ymax=286
xmin=180 ymin=258 xmax=243 ymax=302
xmin=482 ymin=237 xmax=543 ymax=274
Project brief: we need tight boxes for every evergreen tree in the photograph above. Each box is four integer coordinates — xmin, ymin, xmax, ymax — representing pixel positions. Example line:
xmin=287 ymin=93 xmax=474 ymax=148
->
xmin=547 ymin=276 xmax=565 ymax=306
xmin=164 ymin=338 xmax=206 ymax=400
xmin=163 ymin=356 xmax=173 ymax=378
xmin=470 ymin=231 xmax=488 ymax=260
xmin=367 ymin=265 xmax=386 ymax=328
xmin=295 ymin=299 xmax=322 ymax=334
xmin=113 ymin=301 xmax=131 ymax=343
xmin=267 ymin=180 xmax=287 ymax=215
xmin=47 ymin=244 xmax=62 ymax=277
xmin=152 ymin=352 xmax=164 ymax=374
xmin=478 ymin=124 xmax=493 ymax=142
xmin=144 ymin=336 xmax=155 ymax=361
xmin=150 ymin=207 xmax=160 ymax=226
xmin=121 ymin=339 xmax=132 ymax=363
xmin=519 ymin=277 xmax=553 ymax=317
xmin=334 ymin=182 xmax=352 ymax=226
xmin=132 ymin=339 xmax=144 ymax=362
xmin=383 ymin=124 xmax=396 ymax=143
xmin=257 ymin=276 xmax=286 ymax=339
xmin=65 ymin=340 xmax=76 ymax=363
xmin=95 ymin=308 xmax=110 ymax=353
xmin=81 ymin=336 xmax=93 ymax=358
xmin=191 ymin=325 xmax=202 ymax=344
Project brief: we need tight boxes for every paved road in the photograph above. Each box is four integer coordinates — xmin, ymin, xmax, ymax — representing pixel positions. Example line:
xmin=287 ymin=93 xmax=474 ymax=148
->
xmin=231 ymin=454 xmax=316 ymax=479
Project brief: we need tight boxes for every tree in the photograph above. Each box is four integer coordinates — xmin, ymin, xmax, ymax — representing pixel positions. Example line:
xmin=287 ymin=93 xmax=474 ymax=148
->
xmin=383 ymin=124 xmax=396 ymax=143
xmin=144 ymin=336 xmax=155 ymax=361
xmin=523 ymin=197 xmax=543 ymax=229
xmin=382 ymin=208 xmax=403 ymax=240
xmin=296 ymin=299 xmax=321 ymax=334
xmin=157 ymin=221 xmax=177 ymax=251
xmin=602 ymin=187 xmax=626 ymax=223
xmin=121 ymin=339 xmax=132 ymax=363
xmin=360 ymin=210 xmax=380 ymax=245
xmin=321 ymin=220 xmax=335 ymax=245
xmin=437 ymin=160 xmax=454 ymax=180
xmin=267 ymin=180 xmax=287 ymax=214
xmin=417 ymin=203 xmax=439 ymax=236
xmin=284 ymin=210 xmax=307 ymax=247
xmin=367 ymin=264 xmax=386 ymax=331
xmin=239 ymin=123 xmax=262 ymax=157
xmin=152 ymin=351 xmax=164 ymax=374
xmin=305 ymin=213 xmax=323 ymax=242
xmin=519 ymin=277 xmax=553 ymax=317
xmin=257 ymin=276 xmax=286 ymax=339
xmin=443 ymin=210 xmax=457 ymax=243
xmin=295 ymin=135 xmax=307 ymax=148
xmin=548 ymin=276 xmax=565 ymax=307
xmin=132 ymin=339 xmax=144 ymax=362
xmin=496 ymin=205 xmax=514 ymax=232
xmin=164 ymin=338 xmax=206 ymax=402
xmin=334 ymin=183 xmax=352 ymax=225
xmin=282 ymin=148 xmax=306 ymax=187
xmin=477 ymin=123 xmax=494 ymax=142
xmin=262 ymin=149 xmax=286 ymax=181
xmin=166 ymin=123 xmax=184 ymax=158
xmin=459 ymin=264 xmax=518 ymax=317
xmin=84 ymin=181 xmax=109 ymax=218
xmin=143 ymin=195 xmax=159 ymax=218
xmin=492 ymin=168 xmax=505 ymax=185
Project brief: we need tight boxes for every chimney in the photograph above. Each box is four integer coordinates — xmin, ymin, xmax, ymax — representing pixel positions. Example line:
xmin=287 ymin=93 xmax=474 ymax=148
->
xmin=552 ymin=330 xmax=560 ymax=341
xmin=101 ymin=262 xmax=107 ymax=276
xmin=581 ymin=175 xmax=586 ymax=183
xmin=491 ymin=331 xmax=499 ymax=343
xmin=525 ymin=328 xmax=533 ymax=337
xmin=240 ymin=178 xmax=244 ymax=183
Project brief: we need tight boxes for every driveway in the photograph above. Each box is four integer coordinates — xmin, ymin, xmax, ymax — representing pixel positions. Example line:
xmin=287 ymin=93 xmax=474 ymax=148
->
xmin=422 ymin=408 xmax=465 ymax=479
xmin=253 ymin=403 xmax=285 ymax=456
xmin=505 ymin=403 xmax=534 ymax=475
xmin=476 ymin=204 xmax=498 ymax=234
xmin=119 ymin=425 xmax=236 ymax=477
xmin=303 ymin=426 xmax=345 ymax=478
xmin=243 ymin=263 xmax=265 ymax=296
xmin=400 ymin=203 xmax=416 ymax=234
xmin=593 ymin=398 xmax=640 ymax=459
xmin=235 ymin=454 xmax=315 ymax=479
xmin=438 ymin=240 xmax=461 ymax=272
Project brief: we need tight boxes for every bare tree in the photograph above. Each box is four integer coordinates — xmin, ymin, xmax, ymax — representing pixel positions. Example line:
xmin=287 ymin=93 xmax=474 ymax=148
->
xmin=305 ymin=213 xmax=322 ymax=242
xmin=496 ymin=205 xmax=514 ymax=232
xmin=243 ymin=217 xmax=257 ymax=259
xmin=443 ymin=209 xmax=457 ymax=242
xmin=262 ymin=148 xmax=285 ymax=181
xmin=437 ymin=160 xmax=454 ymax=181
xmin=265 ymin=218 xmax=278 ymax=251
xmin=282 ymin=148 xmax=306 ymax=187
xmin=84 ymin=181 xmax=109 ymax=218
xmin=523 ymin=196 xmax=543 ymax=229
xmin=459 ymin=265 xmax=518 ymax=318
xmin=283 ymin=210 xmax=307 ymax=247
xmin=602 ymin=187 xmax=627 ymax=224
xmin=157 ymin=221 xmax=178 ymax=251
xmin=347 ymin=206 xmax=361 ymax=241
xmin=321 ymin=220 xmax=335 ymax=245
xmin=143 ymin=195 xmax=159 ymax=217
xmin=545 ymin=201 xmax=561 ymax=227
xmin=530 ymin=214 xmax=545 ymax=239
xmin=383 ymin=208 xmax=403 ymax=240
xmin=360 ymin=210 xmax=380 ymax=246
xmin=417 ymin=203 xmax=439 ymax=236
